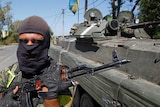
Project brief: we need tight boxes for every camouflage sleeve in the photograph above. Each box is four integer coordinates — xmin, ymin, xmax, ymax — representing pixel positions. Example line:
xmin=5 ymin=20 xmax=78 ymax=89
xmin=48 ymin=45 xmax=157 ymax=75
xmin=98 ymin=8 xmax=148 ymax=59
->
xmin=0 ymin=68 xmax=10 ymax=93
xmin=0 ymin=63 xmax=18 ymax=93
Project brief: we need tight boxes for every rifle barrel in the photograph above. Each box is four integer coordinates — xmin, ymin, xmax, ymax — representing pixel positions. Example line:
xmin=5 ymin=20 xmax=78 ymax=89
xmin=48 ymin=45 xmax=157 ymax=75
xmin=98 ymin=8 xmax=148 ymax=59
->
xmin=127 ymin=21 xmax=160 ymax=29
xmin=67 ymin=59 xmax=130 ymax=79
xmin=67 ymin=64 xmax=87 ymax=73
xmin=89 ymin=59 xmax=130 ymax=72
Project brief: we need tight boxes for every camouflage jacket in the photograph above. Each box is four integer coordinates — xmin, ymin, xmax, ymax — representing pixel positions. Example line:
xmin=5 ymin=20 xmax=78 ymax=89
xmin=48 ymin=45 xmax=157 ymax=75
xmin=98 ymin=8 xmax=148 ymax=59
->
xmin=0 ymin=63 xmax=45 ymax=107
xmin=0 ymin=62 xmax=21 ymax=93
xmin=0 ymin=60 xmax=73 ymax=107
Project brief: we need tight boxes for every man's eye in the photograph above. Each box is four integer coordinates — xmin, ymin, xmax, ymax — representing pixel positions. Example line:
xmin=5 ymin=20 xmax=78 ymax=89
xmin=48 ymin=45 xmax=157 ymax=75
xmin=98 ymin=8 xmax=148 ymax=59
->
xmin=31 ymin=39 xmax=36 ymax=43
xmin=31 ymin=39 xmax=43 ymax=43
xmin=20 ymin=39 xmax=29 ymax=44
xmin=20 ymin=39 xmax=43 ymax=44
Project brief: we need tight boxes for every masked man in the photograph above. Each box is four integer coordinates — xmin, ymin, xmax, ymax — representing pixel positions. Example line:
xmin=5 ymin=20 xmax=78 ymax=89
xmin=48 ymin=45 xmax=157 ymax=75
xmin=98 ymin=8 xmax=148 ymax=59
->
xmin=0 ymin=16 xmax=76 ymax=107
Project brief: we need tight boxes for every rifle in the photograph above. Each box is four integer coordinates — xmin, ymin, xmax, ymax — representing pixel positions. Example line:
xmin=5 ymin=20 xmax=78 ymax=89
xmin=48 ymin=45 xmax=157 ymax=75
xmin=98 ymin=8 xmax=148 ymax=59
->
xmin=61 ymin=50 xmax=131 ymax=80
xmin=3 ymin=50 xmax=130 ymax=107
xmin=3 ymin=76 xmax=40 ymax=107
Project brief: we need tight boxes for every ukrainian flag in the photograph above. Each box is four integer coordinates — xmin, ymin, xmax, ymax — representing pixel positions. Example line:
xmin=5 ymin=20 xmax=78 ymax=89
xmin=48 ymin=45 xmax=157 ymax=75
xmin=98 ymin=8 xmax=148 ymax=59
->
xmin=69 ymin=0 xmax=79 ymax=14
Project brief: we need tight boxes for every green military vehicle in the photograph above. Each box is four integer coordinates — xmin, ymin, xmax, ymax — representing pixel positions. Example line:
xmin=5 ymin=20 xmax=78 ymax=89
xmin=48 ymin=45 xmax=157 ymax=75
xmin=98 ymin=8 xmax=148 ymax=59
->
xmin=49 ymin=8 xmax=160 ymax=107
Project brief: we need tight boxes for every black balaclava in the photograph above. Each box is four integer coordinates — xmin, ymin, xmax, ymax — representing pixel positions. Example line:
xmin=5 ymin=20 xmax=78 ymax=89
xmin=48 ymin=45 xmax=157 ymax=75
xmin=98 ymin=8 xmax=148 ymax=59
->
xmin=17 ymin=16 xmax=50 ymax=78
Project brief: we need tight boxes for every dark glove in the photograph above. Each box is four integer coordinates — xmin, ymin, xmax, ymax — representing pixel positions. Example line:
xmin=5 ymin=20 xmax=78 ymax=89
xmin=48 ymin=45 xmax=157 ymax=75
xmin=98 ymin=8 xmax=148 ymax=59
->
xmin=0 ymin=91 xmax=20 ymax=107
xmin=38 ymin=64 xmax=72 ymax=99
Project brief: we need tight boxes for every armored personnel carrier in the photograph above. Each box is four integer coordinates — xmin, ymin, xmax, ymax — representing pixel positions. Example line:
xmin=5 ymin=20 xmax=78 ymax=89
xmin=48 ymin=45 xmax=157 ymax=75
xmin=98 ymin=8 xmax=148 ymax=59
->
xmin=49 ymin=8 xmax=160 ymax=107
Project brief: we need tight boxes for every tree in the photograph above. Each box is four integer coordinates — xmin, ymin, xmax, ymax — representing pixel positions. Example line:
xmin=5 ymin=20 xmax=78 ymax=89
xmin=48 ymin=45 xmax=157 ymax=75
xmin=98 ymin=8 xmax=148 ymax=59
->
xmin=138 ymin=0 xmax=160 ymax=21
xmin=110 ymin=0 xmax=137 ymax=19
xmin=138 ymin=0 xmax=160 ymax=39
xmin=0 ymin=7 xmax=5 ymax=32
xmin=9 ymin=20 xmax=21 ymax=42
xmin=131 ymin=0 xmax=140 ymax=13
xmin=0 ymin=1 xmax=12 ymax=32
xmin=110 ymin=0 xmax=124 ymax=19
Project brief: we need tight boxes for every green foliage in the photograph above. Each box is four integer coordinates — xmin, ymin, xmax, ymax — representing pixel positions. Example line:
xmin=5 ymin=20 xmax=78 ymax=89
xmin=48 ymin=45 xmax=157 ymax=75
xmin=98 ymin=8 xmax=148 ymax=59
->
xmin=0 ymin=1 xmax=14 ymax=45
xmin=153 ymin=32 xmax=160 ymax=39
xmin=152 ymin=26 xmax=160 ymax=39
xmin=138 ymin=0 xmax=160 ymax=21
xmin=103 ymin=15 xmax=112 ymax=21
xmin=137 ymin=0 xmax=160 ymax=38
xmin=0 ymin=1 xmax=12 ymax=29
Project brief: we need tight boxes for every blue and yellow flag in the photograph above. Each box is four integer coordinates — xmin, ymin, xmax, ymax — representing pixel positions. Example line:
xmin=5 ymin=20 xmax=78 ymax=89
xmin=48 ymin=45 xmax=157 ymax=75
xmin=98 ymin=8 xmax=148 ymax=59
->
xmin=69 ymin=0 xmax=79 ymax=14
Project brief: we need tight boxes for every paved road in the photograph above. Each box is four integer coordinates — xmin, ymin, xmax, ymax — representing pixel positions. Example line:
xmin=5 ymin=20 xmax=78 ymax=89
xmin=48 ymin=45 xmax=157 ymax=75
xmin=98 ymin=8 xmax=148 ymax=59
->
xmin=0 ymin=44 xmax=18 ymax=71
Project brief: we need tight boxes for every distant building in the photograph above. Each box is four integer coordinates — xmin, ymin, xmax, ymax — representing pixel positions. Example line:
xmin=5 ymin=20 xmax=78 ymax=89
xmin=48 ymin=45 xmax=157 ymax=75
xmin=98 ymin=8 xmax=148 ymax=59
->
xmin=1 ymin=30 xmax=9 ymax=38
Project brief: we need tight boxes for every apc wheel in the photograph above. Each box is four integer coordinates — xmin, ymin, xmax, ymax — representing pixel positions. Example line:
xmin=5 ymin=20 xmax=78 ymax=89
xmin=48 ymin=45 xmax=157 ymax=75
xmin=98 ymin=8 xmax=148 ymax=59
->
xmin=80 ymin=93 xmax=95 ymax=107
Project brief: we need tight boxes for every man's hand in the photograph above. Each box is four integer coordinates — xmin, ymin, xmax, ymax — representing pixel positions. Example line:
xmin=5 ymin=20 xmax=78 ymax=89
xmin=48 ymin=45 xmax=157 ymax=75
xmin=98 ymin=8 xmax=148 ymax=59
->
xmin=0 ymin=86 xmax=20 ymax=107
xmin=41 ymin=86 xmax=60 ymax=107
xmin=13 ymin=86 xmax=19 ymax=94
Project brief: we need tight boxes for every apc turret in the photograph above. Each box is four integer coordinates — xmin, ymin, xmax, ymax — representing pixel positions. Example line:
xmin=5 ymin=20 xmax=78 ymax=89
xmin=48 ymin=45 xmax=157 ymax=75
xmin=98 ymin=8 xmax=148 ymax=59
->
xmin=70 ymin=8 xmax=160 ymax=41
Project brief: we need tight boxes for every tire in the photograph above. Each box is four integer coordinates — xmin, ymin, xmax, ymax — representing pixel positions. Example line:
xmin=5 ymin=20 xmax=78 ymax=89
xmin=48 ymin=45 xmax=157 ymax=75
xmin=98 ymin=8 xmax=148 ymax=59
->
xmin=80 ymin=93 xmax=95 ymax=107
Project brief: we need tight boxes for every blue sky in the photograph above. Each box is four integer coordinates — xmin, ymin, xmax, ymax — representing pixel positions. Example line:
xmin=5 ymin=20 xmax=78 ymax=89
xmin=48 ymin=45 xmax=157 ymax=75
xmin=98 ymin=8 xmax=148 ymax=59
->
xmin=3 ymin=0 xmax=136 ymax=36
